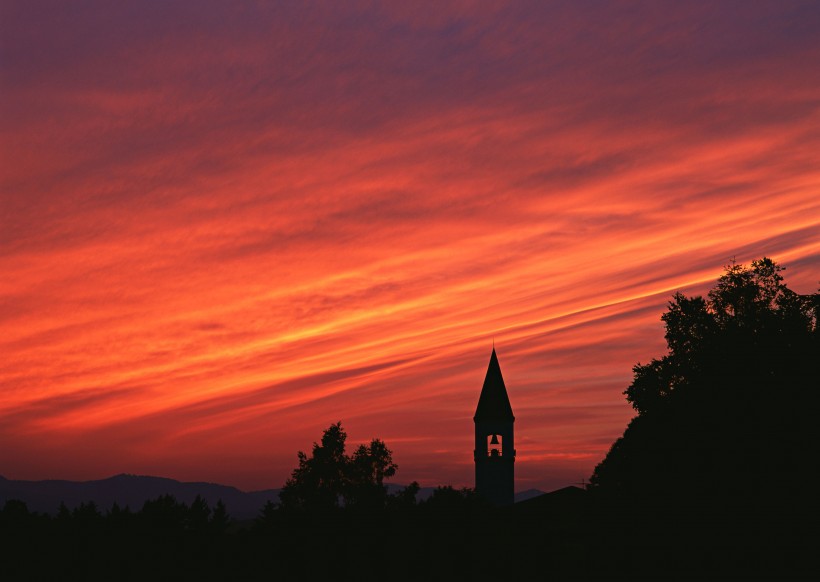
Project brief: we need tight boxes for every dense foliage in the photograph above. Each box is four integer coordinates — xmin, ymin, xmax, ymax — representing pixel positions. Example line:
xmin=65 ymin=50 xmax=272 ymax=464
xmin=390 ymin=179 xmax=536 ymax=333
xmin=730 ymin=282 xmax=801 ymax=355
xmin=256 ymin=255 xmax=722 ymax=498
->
xmin=590 ymin=258 xmax=819 ymax=501
xmin=278 ymin=422 xmax=400 ymax=510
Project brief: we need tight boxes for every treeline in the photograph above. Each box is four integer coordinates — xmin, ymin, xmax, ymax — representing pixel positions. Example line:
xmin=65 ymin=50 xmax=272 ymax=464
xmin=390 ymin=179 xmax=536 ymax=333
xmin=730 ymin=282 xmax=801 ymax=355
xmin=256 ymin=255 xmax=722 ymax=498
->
xmin=1 ymin=495 xmax=232 ymax=580
xmin=0 ymin=486 xmax=518 ymax=581
xmin=5 ymin=482 xmax=812 ymax=580
xmin=2 ymin=495 xmax=230 ymax=535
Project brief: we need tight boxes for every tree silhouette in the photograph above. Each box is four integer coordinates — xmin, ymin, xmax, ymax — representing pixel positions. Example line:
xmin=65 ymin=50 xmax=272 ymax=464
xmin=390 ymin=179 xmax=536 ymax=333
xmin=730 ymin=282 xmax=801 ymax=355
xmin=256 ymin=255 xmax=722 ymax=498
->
xmin=1 ymin=499 xmax=30 ymax=526
xmin=72 ymin=501 xmax=102 ymax=529
xmin=187 ymin=494 xmax=211 ymax=531
xmin=279 ymin=422 xmax=349 ymax=511
xmin=279 ymin=422 xmax=398 ymax=511
xmin=590 ymin=258 xmax=818 ymax=502
xmin=210 ymin=499 xmax=229 ymax=533
xmin=420 ymin=486 xmax=483 ymax=510
xmin=346 ymin=439 xmax=398 ymax=509
xmin=253 ymin=500 xmax=278 ymax=534
xmin=140 ymin=494 xmax=188 ymax=532
xmin=57 ymin=501 xmax=71 ymax=521
xmin=386 ymin=481 xmax=421 ymax=511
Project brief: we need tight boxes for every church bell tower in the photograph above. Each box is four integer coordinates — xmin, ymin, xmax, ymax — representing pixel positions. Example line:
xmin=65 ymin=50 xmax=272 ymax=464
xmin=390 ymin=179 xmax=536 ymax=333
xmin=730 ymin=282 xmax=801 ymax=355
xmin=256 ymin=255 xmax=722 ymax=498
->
xmin=474 ymin=347 xmax=515 ymax=505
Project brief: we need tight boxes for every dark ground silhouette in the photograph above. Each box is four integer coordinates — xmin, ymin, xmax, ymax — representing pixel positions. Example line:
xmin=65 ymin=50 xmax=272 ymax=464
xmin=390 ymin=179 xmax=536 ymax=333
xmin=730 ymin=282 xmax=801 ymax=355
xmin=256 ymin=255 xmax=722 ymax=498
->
xmin=4 ymin=484 xmax=815 ymax=580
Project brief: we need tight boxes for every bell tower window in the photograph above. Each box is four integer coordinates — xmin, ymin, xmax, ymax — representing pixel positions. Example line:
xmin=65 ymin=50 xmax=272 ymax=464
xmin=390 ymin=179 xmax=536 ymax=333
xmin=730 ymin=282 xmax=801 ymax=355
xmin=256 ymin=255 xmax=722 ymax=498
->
xmin=488 ymin=433 xmax=502 ymax=456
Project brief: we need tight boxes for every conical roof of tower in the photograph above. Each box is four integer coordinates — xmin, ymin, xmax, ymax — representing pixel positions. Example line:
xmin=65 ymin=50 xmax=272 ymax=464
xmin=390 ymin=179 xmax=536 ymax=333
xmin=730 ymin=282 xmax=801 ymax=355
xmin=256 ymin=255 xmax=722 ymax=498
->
xmin=474 ymin=348 xmax=514 ymax=422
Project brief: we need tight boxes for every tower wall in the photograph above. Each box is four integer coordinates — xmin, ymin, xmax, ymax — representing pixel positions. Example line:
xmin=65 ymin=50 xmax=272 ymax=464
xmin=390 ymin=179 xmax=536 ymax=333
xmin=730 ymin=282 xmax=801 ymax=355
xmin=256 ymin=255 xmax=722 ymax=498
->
xmin=474 ymin=420 xmax=515 ymax=506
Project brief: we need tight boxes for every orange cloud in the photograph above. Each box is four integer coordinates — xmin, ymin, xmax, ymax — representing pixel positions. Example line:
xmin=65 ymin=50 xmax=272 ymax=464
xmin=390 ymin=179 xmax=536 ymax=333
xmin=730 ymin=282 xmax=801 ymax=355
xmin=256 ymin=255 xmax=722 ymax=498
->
xmin=2 ymin=1 xmax=819 ymax=492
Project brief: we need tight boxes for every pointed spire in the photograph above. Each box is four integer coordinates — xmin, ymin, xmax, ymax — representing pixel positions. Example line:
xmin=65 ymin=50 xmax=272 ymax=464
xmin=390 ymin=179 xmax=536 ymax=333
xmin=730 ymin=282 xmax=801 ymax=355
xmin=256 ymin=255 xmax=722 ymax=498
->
xmin=474 ymin=348 xmax=514 ymax=422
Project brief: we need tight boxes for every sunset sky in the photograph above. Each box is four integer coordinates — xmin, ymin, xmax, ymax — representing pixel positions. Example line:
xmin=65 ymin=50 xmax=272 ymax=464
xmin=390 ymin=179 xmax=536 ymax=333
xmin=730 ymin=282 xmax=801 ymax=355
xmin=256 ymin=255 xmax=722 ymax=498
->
xmin=2 ymin=1 xmax=819 ymax=494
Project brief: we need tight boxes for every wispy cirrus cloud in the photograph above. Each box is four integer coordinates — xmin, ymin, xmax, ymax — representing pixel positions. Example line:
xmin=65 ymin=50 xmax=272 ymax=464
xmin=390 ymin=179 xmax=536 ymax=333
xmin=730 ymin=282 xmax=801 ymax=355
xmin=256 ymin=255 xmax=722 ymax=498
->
xmin=2 ymin=1 xmax=819 ymax=491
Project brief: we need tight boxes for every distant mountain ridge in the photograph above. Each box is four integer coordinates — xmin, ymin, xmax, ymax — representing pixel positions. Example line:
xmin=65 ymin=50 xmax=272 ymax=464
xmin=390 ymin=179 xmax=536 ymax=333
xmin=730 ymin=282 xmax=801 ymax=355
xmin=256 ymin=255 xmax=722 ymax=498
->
xmin=0 ymin=474 xmax=545 ymax=519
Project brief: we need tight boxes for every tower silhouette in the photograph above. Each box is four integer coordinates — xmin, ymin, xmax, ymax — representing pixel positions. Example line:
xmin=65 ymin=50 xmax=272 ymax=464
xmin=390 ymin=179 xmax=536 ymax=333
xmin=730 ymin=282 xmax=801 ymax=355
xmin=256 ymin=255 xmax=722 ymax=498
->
xmin=474 ymin=347 xmax=515 ymax=505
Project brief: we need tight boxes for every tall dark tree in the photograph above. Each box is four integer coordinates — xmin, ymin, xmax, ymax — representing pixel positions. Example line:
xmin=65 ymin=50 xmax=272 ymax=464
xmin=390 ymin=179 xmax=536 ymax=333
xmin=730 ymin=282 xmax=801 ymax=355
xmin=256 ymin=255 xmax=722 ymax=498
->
xmin=346 ymin=439 xmax=398 ymax=509
xmin=210 ymin=499 xmax=229 ymax=534
xmin=590 ymin=258 xmax=818 ymax=502
xmin=279 ymin=422 xmax=350 ymax=510
xmin=278 ymin=422 xmax=398 ymax=511
xmin=187 ymin=494 xmax=211 ymax=531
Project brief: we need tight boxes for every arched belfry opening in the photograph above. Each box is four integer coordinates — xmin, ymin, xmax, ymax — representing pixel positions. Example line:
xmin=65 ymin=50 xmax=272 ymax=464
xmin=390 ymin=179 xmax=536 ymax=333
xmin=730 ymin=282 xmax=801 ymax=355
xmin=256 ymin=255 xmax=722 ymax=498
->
xmin=474 ymin=347 xmax=515 ymax=505
xmin=488 ymin=433 xmax=502 ymax=456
